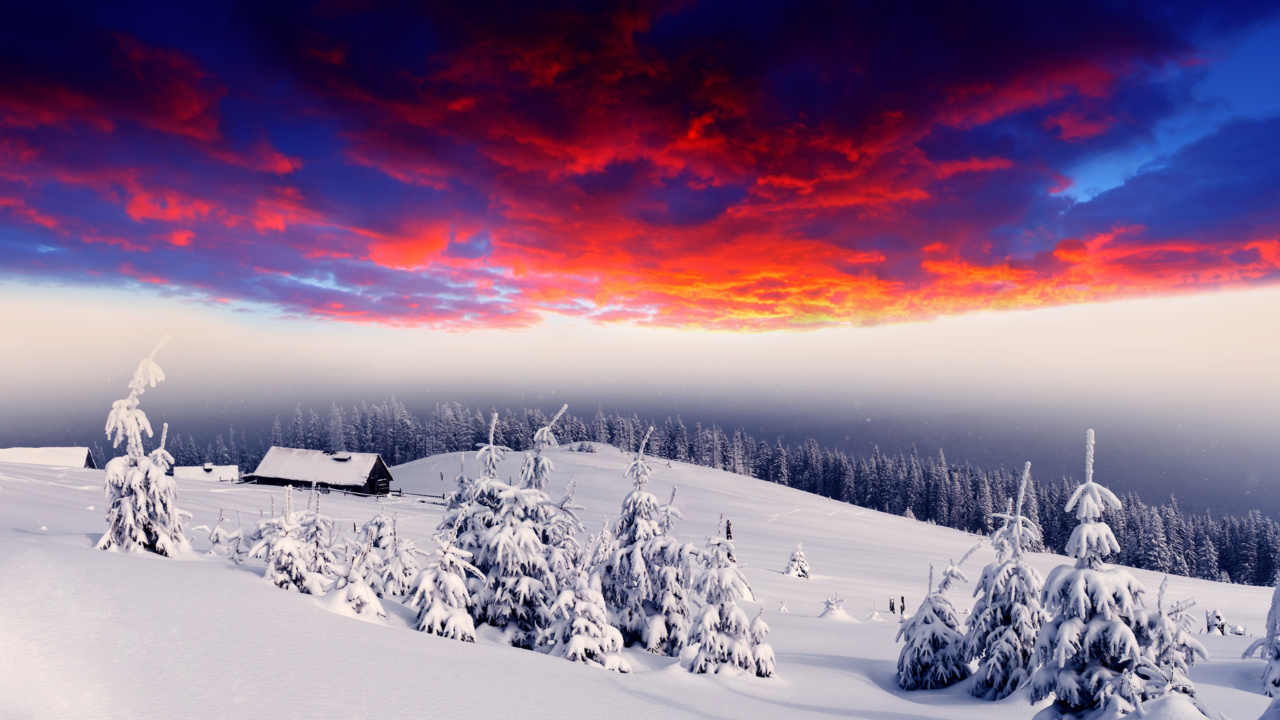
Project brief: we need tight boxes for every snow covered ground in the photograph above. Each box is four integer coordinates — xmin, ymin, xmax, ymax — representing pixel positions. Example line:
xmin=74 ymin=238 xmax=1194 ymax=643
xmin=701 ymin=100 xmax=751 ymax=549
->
xmin=1 ymin=445 xmax=1274 ymax=719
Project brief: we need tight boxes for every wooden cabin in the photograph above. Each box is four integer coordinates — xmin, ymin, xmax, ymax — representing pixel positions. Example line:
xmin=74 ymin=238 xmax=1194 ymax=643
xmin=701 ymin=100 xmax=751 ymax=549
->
xmin=246 ymin=447 xmax=393 ymax=495
xmin=173 ymin=463 xmax=241 ymax=482
xmin=0 ymin=446 xmax=97 ymax=469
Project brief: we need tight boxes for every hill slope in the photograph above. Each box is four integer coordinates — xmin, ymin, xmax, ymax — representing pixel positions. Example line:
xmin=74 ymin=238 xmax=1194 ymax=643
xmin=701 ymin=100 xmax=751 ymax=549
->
xmin=0 ymin=445 xmax=1272 ymax=719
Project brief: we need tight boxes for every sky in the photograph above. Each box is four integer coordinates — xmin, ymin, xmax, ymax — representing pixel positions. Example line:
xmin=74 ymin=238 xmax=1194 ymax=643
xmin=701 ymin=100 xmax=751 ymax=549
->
xmin=3 ymin=1 xmax=1280 ymax=514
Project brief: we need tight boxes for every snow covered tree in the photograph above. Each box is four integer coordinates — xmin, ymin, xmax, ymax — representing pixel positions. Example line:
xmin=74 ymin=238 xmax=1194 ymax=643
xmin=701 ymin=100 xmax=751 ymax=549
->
xmin=97 ymin=338 xmax=190 ymax=557
xmin=545 ymin=567 xmax=632 ymax=672
xmin=966 ymin=462 xmax=1048 ymax=700
xmin=896 ymin=547 xmax=978 ymax=691
xmin=356 ymin=510 xmax=396 ymax=595
xmin=751 ymin=608 xmax=777 ymax=678
xmin=1131 ymin=577 xmax=1207 ymax=710
xmin=689 ymin=536 xmax=770 ymax=677
xmin=598 ymin=427 xmax=698 ymax=656
xmin=1244 ymin=574 xmax=1280 ymax=697
xmin=1031 ymin=429 xmax=1148 ymax=717
xmin=297 ymin=485 xmax=341 ymax=577
xmin=380 ymin=515 xmax=423 ymax=598
xmin=250 ymin=487 xmax=325 ymax=595
xmin=205 ymin=508 xmax=234 ymax=556
xmin=784 ymin=542 xmax=811 ymax=578
xmin=409 ymin=525 xmax=482 ymax=642
xmin=324 ymin=539 xmax=386 ymax=620
xmin=441 ymin=413 xmax=559 ymax=649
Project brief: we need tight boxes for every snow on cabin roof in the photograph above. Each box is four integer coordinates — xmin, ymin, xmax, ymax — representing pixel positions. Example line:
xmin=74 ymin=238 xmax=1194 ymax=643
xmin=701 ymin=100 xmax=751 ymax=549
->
xmin=0 ymin=447 xmax=95 ymax=469
xmin=250 ymin=447 xmax=390 ymax=487
xmin=173 ymin=465 xmax=240 ymax=482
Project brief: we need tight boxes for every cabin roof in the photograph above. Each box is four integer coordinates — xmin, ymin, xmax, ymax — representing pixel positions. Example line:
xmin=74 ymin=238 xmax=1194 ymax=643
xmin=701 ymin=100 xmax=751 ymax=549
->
xmin=0 ymin=446 xmax=96 ymax=469
xmin=250 ymin=447 xmax=390 ymax=487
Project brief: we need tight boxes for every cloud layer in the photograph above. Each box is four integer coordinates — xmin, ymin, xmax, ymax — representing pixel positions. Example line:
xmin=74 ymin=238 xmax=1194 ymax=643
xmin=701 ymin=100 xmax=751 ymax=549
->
xmin=3 ymin=1 xmax=1279 ymax=328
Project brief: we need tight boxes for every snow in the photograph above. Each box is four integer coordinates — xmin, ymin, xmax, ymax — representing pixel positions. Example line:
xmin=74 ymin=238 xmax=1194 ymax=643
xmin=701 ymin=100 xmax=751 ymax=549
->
xmin=0 ymin=447 xmax=94 ymax=468
xmin=174 ymin=464 xmax=240 ymax=482
xmin=2 ymin=444 xmax=1277 ymax=719
xmin=249 ymin=446 xmax=388 ymax=488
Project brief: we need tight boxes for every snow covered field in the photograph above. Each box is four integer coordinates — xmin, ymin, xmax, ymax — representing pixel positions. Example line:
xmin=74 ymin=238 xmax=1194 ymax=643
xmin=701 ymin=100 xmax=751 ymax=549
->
xmin=1 ymin=445 xmax=1274 ymax=719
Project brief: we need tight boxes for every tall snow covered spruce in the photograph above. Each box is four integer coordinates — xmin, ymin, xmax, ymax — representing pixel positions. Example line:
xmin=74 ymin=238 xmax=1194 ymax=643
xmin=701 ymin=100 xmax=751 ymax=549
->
xmin=98 ymin=337 xmax=190 ymax=557
xmin=966 ymin=462 xmax=1048 ymax=700
xmin=896 ymin=546 xmax=979 ymax=690
xmin=1244 ymin=575 xmax=1280 ymax=697
xmin=1031 ymin=429 xmax=1149 ymax=717
xmin=783 ymin=541 xmax=811 ymax=578
xmin=597 ymin=426 xmax=699 ymax=656
xmin=440 ymin=412 xmax=566 ymax=649
xmin=689 ymin=536 xmax=773 ymax=677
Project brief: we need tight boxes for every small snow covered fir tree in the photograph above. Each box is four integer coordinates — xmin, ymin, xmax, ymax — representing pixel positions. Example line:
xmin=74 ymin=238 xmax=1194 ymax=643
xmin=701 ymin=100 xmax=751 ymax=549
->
xmin=250 ymin=487 xmax=325 ymax=595
xmin=966 ymin=462 xmax=1048 ymax=700
xmin=1244 ymin=574 xmax=1280 ymax=697
xmin=896 ymin=545 xmax=979 ymax=691
xmin=357 ymin=510 xmax=395 ymax=595
xmin=689 ymin=536 xmax=772 ymax=677
xmin=409 ymin=525 xmax=482 ymax=642
xmin=751 ymin=608 xmax=777 ymax=678
xmin=297 ymin=485 xmax=341 ymax=577
xmin=97 ymin=338 xmax=190 ymax=556
xmin=784 ymin=542 xmax=811 ymax=578
xmin=1031 ymin=429 xmax=1148 ymax=717
xmin=380 ymin=515 xmax=423 ymax=598
xmin=325 ymin=539 xmax=386 ymax=619
xmin=206 ymin=509 xmax=233 ymax=556
xmin=598 ymin=427 xmax=699 ymax=656
xmin=546 ymin=567 xmax=632 ymax=672
xmin=1132 ymin=577 xmax=1207 ymax=709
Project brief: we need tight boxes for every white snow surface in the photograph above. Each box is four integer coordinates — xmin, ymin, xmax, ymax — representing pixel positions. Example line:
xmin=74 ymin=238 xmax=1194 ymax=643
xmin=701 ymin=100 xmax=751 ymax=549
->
xmin=249 ymin=446 xmax=385 ymax=487
xmin=0 ymin=446 xmax=93 ymax=468
xmin=1 ymin=443 xmax=1275 ymax=719
xmin=173 ymin=464 xmax=240 ymax=482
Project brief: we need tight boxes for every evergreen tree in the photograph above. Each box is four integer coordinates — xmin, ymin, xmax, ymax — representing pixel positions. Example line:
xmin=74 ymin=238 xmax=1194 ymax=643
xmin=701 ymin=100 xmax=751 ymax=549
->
xmin=325 ymin=539 xmax=386 ymax=619
xmin=598 ymin=426 xmax=698 ymax=656
xmin=1244 ymin=574 xmax=1280 ymax=697
xmin=783 ymin=542 xmax=811 ymax=579
xmin=896 ymin=545 xmax=978 ymax=690
xmin=1132 ymin=577 xmax=1207 ymax=710
xmin=409 ymin=525 xmax=481 ymax=642
xmin=250 ymin=487 xmax=324 ymax=595
xmin=1031 ymin=430 xmax=1148 ymax=717
xmin=689 ymin=536 xmax=770 ymax=676
xmin=966 ymin=463 xmax=1047 ymax=701
xmin=380 ymin=515 xmax=423 ymax=598
xmin=546 ymin=567 xmax=632 ymax=672
xmin=97 ymin=338 xmax=190 ymax=557
xmin=297 ymin=484 xmax=340 ymax=577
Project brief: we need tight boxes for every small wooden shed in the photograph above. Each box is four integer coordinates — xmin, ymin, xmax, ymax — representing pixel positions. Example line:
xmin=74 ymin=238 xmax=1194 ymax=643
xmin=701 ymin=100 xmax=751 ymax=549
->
xmin=246 ymin=447 xmax=393 ymax=495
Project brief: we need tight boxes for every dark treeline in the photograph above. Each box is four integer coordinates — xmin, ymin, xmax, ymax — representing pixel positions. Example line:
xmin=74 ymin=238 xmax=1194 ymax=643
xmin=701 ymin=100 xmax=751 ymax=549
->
xmin=94 ymin=399 xmax=1276 ymax=588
